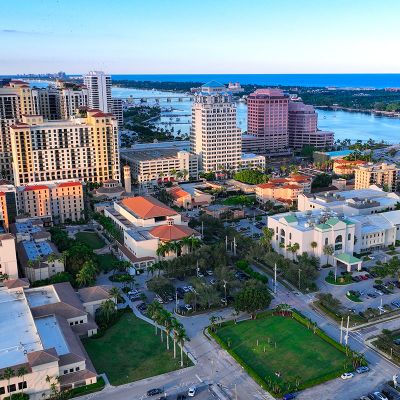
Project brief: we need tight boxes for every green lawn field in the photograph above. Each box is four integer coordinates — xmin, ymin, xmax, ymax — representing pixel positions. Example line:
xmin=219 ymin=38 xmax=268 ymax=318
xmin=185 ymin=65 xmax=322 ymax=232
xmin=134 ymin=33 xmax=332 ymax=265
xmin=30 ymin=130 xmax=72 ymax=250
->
xmin=96 ymin=253 xmax=118 ymax=272
xmin=83 ymin=313 xmax=190 ymax=385
xmin=214 ymin=314 xmax=347 ymax=393
xmin=75 ymin=231 xmax=105 ymax=250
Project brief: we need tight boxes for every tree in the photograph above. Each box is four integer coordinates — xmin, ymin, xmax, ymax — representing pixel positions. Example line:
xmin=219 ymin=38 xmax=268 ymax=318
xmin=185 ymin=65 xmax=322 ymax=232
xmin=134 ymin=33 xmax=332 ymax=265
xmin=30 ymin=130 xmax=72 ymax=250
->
xmin=233 ymin=169 xmax=268 ymax=185
xmin=260 ymin=227 xmax=274 ymax=252
xmin=172 ymin=318 xmax=183 ymax=359
xmin=108 ymin=286 xmax=120 ymax=304
xmin=17 ymin=366 xmax=28 ymax=394
xmin=175 ymin=325 xmax=189 ymax=367
xmin=234 ymin=280 xmax=272 ymax=319
xmin=75 ymin=260 xmax=98 ymax=287
xmin=310 ymin=241 xmax=318 ymax=255
xmin=3 ymin=367 xmax=15 ymax=395
xmin=323 ymin=244 xmax=335 ymax=266
xmin=209 ymin=315 xmax=218 ymax=332
xmin=148 ymin=301 xmax=163 ymax=335
xmin=291 ymin=243 xmax=300 ymax=261
xmin=160 ymin=309 xmax=173 ymax=350
xmin=98 ymin=299 xmax=117 ymax=326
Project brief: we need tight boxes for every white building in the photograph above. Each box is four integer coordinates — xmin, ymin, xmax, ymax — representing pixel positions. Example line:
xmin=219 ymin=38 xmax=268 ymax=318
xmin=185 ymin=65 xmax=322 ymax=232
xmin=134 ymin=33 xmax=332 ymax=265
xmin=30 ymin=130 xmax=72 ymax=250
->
xmin=111 ymin=98 xmax=124 ymax=128
xmin=83 ymin=71 xmax=112 ymax=113
xmin=298 ymin=186 xmax=400 ymax=216
xmin=190 ymin=81 xmax=242 ymax=172
xmin=104 ymin=195 xmax=199 ymax=269
xmin=0 ymin=233 xmax=18 ymax=279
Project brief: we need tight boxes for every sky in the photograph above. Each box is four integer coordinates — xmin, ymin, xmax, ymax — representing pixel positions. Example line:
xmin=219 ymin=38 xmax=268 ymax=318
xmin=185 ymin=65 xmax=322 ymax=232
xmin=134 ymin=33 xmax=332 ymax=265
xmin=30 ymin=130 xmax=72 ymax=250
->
xmin=1 ymin=0 xmax=400 ymax=74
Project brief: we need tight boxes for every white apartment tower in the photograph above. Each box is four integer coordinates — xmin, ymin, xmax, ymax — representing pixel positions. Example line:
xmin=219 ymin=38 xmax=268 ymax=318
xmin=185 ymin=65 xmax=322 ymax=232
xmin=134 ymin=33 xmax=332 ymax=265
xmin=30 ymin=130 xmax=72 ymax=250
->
xmin=190 ymin=81 xmax=242 ymax=172
xmin=84 ymin=71 xmax=112 ymax=113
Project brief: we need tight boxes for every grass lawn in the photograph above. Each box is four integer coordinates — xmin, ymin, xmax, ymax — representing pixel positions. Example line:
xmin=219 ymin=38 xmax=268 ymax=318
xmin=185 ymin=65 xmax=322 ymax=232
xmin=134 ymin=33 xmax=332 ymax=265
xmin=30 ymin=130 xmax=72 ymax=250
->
xmin=96 ymin=253 xmax=118 ymax=272
xmin=83 ymin=313 xmax=189 ymax=385
xmin=214 ymin=315 xmax=347 ymax=394
xmin=75 ymin=231 xmax=105 ymax=250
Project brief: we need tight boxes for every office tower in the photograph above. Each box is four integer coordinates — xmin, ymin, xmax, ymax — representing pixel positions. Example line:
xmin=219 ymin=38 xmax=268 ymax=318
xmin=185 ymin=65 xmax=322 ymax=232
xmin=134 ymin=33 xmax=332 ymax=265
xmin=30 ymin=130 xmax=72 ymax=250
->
xmin=35 ymin=87 xmax=61 ymax=120
xmin=190 ymin=81 xmax=242 ymax=172
xmin=10 ymin=110 xmax=120 ymax=186
xmin=83 ymin=71 xmax=112 ymax=112
xmin=355 ymin=163 xmax=399 ymax=191
xmin=58 ymin=82 xmax=89 ymax=119
xmin=288 ymin=101 xmax=334 ymax=149
xmin=243 ymin=89 xmax=289 ymax=155
xmin=111 ymin=98 xmax=124 ymax=128
xmin=0 ymin=80 xmax=38 ymax=181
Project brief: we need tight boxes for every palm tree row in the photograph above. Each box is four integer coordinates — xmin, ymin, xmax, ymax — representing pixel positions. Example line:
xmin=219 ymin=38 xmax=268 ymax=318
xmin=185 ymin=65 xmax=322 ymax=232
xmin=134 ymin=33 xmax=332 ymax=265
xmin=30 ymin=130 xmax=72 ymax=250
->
xmin=147 ymin=301 xmax=189 ymax=367
xmin=156 ymin=236 xmax=202 ymax=259
xmin=0 ymin=366 xmax=28 ymax=396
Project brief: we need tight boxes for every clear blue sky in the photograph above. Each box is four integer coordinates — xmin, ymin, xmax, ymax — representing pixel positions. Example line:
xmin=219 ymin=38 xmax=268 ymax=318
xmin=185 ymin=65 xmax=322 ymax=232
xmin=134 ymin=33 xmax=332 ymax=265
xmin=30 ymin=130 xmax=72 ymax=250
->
xmin=1 ymin=0 xmax=399 ymax=74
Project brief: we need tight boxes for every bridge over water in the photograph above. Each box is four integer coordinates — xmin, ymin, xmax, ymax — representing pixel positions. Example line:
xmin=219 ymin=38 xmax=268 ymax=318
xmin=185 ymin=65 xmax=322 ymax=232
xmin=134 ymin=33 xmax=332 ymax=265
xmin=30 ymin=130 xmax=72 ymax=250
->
xmin=120 ymin=96 xmax=193 ymax=104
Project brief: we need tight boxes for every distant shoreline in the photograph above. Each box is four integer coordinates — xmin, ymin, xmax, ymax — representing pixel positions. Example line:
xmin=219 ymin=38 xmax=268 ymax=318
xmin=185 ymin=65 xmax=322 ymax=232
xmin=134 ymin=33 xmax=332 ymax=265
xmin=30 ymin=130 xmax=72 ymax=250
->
xmin=315 ymin=105 xmax=400 ymax=118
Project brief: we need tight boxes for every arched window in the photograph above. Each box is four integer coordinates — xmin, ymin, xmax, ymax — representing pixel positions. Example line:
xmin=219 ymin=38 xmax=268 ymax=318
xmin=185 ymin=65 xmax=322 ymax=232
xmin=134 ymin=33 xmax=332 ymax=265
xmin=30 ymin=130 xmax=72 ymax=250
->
xmin=348 ymin=233 xmax=351 ymax=241
xmin=335 ymin=235 xmax=343 ymax=243
xmin=325 ymin=238 xmax=328 ymax=245
xmin=289 ymin=232 xmax=292 ymax=240
xmin=280 ymin=229 xmax=285 ymax=237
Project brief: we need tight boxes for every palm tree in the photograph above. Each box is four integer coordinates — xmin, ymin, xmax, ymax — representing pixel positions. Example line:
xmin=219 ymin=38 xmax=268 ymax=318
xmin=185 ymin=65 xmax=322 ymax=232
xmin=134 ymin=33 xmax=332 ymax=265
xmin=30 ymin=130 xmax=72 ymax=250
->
xmin=17 ymin=366 xmax=28 ymax=394
xmin=323 ymin=244 xmax=335 ymax=266
xmin=286 ymin=244 xmax=293 ymax=260
xmin=291 ymin=243 xmax=300 ymax=261
xmin=148 ymin=301 xmax=163 ymax=335
xmin=156 ymin=242 xmax=170 ymax=259
xmin=310 ymin=241 xmax=318 ymax=256
xmin=171 ymin=318 xmax=182 ymax=359
xmin=175 ymin=325 xmax=189 ymax=367
xmin=181 ymin=236 xmax=201 ymax=254
xmin=260 ymin=227 xmax=274 ymax=252
xmin=108 ymin=286 xmax=120 ymax=304
xmin=3 ymin=367 xmax=14 ymax=394
xmin=99 ymin=299 xmax=117 ymax=324
xmin=209 ymin=315 xmax=218 ymax=332
xmin=161 ymin=310 xmax=173 ymax=351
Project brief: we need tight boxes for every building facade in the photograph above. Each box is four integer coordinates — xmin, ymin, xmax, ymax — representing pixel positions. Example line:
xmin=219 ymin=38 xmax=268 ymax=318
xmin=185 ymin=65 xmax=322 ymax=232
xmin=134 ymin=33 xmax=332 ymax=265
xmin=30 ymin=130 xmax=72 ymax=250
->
xmin=190 ymin=81 xmax=242 ymax=172
xmin=333 ymin=159 xmax=367 ymax=175
xmin=244 ymin=89 xmax=289 ymax=154
xmin=10 ymin=110 xmax=120 ymax=185
xmin=288 ymin=101 xmax=334 ymax=149
xmin=0 ymin=233 xmax=18 ymax=279
xmin=354 ymin=162 xmax=399 ymax=192
xmin=83 ymin=71 xmax=112 ymax=113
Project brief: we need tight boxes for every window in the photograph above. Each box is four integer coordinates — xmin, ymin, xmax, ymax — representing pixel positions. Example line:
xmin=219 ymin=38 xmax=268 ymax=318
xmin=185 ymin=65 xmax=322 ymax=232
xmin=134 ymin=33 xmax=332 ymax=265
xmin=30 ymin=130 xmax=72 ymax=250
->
xmin=18 ymin=382 xmax=27 ymax=390
xmin=325 ymin=238 xmax=328 ymax=246
xmin=7 ymin=384 xmax=16 ymax=393
xmin=348 ymin=233 xmax=351 ymax=241
xmin=0 ymin=387 xmax=5 ymax=395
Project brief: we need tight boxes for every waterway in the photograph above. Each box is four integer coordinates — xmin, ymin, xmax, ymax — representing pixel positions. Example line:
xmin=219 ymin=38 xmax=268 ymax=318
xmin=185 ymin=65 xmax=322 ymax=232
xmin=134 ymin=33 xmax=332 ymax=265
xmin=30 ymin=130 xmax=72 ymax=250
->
xmin=112 ymin=87 xmax=400 ymax=144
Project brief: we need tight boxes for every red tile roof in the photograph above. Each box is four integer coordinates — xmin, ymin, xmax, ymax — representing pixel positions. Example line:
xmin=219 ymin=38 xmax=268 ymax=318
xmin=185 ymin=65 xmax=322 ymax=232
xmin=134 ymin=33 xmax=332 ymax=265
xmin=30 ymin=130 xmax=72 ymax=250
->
xmin=121 ymin=196 xmax=177 ymax=219
xmin=149 ymin=224 xmax=196 ymax=241
xmin=170 ymin=187 xmax=190 ymax=200
xmin=58 ymin=181 xmax=82 ymax=188
xmin=24 ymin=185 xmax=49 ymax=191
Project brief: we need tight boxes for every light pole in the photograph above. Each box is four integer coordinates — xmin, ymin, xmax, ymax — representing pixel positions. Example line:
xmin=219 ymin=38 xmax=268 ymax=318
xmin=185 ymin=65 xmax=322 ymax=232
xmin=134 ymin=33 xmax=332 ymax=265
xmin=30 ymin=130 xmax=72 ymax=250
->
xmin=298 ymin=268 xmax=302 ymax=290
xmin=223 ymin=280 xmax=227 ymax=303
xmin=274 ymin=263 xmax=277 ymax=294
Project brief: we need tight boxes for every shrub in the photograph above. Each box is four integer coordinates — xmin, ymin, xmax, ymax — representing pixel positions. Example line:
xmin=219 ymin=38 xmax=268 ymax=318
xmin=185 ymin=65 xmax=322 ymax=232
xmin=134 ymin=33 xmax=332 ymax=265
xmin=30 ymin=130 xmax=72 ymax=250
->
xmin=235 ymin=260 xmax=268 ymax=284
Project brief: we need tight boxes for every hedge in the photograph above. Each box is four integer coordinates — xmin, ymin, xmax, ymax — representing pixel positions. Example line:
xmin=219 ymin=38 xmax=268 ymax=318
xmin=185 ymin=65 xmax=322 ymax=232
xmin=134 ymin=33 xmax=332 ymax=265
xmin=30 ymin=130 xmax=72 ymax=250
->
xmin=70 ymin=377 xmax=105 ymax=397
xmin=236 ymin=260 xmax=268 ymax=284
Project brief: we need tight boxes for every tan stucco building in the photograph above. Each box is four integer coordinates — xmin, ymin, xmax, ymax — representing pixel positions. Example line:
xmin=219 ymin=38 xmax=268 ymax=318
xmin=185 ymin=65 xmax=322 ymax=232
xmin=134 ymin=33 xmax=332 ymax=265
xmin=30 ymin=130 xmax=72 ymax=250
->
xmin=355 ymin=162 xmax=399 ymax=192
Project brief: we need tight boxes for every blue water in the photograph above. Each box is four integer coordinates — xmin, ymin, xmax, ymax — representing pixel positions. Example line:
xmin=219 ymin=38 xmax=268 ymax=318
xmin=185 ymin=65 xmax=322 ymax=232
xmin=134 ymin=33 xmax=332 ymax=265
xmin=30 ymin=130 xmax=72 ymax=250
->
xmin=111 ymin=74 xmax=400 ymax=89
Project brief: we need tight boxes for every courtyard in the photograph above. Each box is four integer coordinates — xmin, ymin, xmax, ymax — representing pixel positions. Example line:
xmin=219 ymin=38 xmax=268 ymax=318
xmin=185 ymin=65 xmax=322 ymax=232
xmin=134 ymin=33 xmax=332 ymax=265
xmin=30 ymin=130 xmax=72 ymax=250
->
xmin=75 ymin=231 xmax=106 ymax=250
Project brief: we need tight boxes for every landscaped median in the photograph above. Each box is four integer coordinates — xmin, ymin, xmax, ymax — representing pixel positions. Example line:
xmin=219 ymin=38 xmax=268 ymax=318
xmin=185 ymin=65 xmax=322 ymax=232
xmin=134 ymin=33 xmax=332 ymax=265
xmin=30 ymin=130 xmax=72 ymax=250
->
xmin=208 ymin=309 xmax=359 ymax=397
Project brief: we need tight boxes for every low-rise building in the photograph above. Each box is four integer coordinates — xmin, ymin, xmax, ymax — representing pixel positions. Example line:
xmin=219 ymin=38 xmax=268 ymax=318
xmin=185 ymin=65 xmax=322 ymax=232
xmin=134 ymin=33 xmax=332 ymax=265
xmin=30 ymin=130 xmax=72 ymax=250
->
xmin=355 ymin=162 xmax=399 ymax=192
xmin=16 ymin=181 xmax=84 ymax=224
xmin=104 ymin=196 xmax=199 ymax=269
xmin=0 ymin=233 xmax=18 ymax=279
xmin=239 ymin=153 xmax=266 ymax=170
xmin=92 ymin=179 xmax=126 ymax=200
xmin=256 ymin=174 xmax=312 ymax=204
xmin=298 ymin=186 xmax=400 ymax=216
xmin=204 ymin=204 xmax=245 ymax=220
xmin=0 ymin=281 xmax=107 ymax=399
xmin=333 ymin=159 xmax=367 ymax=175
xmin=120 ymin=146 xmax=199 ymax=184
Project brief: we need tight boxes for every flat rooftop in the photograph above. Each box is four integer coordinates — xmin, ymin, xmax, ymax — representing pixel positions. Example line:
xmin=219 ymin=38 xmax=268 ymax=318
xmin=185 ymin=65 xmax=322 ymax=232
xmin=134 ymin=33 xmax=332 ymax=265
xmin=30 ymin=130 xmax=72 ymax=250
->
xmin=25 ymin=286 xmax=59 ymax=308
xmin=14 ymin=221 xmax=42 ymax=234
xmin=121 ymin=147 xmax=184 ymax=162
xmin=0 ymin=288 xmax=42 ymax=369
xmin=127 ymin=229 xmax=155 ymax=242
xmin=35 ymin=316 xmax=69 ymax=356
xmin=22 ymin=240 xmax=56 ymax=261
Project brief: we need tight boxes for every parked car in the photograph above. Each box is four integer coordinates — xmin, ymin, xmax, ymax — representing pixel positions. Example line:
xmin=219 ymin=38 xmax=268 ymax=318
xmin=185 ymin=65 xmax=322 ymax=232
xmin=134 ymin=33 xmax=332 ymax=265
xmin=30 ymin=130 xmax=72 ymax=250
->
xmin=356 ymin=366 xmax=370 ymax=374
xmin=372 ymin=392 xmax=389 ymax=400
xmin=368 ymin=292 xmax=378 ymax=298
xmin=391 ymin=300 xmax=400 ymax=308
xmin=185 ymin=304 xmax=193 ymax=312
xmin=187 ymin=387 xmax=196 ymax=397
xmin=176 ymin=288 xmax=185 ymax=299
xmin=147 ymin=388 xmax=163 ymax=396
xmin=393 ymin=338 xmax=400 ymax=345
xmin=282 ymin=394 xmax=297 ymax=400
xmin=137 ymin=302 xmax=147 ymax=311
xmin=183 ymin=286 xmax=190 ymax=293
xmin=341 ymin=372 xmax=354 ymax=380
xmin=210 ymin=278 xmax=217 ymax=285
xmin=375 ymin=290 xmax=384 ymax=296
xmin=176 ymin=395 xmax=186 ymax=400
xmin=155 ymin=295 xmax=164 ymax=304
xmin=187 ymin=285 xmax=194 ymax=292
xmin=197 ymin=272 xmax=204 ymax=278
xmin=206 ymin=270 xmax=213 ymax=276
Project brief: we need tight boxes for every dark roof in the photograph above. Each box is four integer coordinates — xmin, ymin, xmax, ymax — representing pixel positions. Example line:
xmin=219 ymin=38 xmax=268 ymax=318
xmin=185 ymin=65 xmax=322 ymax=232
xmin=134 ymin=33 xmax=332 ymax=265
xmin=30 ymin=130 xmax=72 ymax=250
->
xmin=27 ymin=348 xmax=59 ymax=367
xmin=78 ymin=286 xmax=111 ymax=303
xmin=4 ymin=277 xmax=30 ymax=289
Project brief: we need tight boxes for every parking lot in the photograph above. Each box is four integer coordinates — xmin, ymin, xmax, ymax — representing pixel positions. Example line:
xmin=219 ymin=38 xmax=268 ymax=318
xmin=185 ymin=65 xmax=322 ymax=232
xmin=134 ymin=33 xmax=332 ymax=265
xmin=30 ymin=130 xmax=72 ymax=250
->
xmin=224 ymin=214 xmax=268 ymax=239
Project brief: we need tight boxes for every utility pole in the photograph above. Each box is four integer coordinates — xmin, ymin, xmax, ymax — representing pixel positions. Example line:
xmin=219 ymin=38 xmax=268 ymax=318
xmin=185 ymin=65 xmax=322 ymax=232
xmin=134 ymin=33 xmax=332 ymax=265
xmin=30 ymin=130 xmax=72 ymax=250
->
xmin=274 ymin=263 xmax=277 ymax=294
xmin=334 ymin=263 xmax=337 ymax=283
xmin=201 ymin=221 xmax=204 ymax=239
xmin=223 ymin=280 xmax=227 ymax=301
xmin=298 ymin=268 xmax=302 ymax=290
xmin=340 ymin=317 xmax=343 ymax=344
xmin=225 ymin=235 xmax=228 ymax=251
xmin=345 ymin=315 xmax=350 ymax=346
xmin=233 ymin=236 xmax=237 ymax=256
xmin=175 ymin=291 xmax=178 ymax=313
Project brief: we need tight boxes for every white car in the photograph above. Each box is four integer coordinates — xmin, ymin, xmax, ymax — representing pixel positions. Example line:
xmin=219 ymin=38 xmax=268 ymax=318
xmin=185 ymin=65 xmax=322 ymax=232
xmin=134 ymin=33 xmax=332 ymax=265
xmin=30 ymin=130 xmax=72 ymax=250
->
xmin=185 ymin=304 xmax=193 ymax=312
xmin=340 ymin=372 xmax=354 ymax=380
xmin=187 ymin=285 xmax=194 ymax=292
xmin=183 ymin=286 xmax=190 ymax=293
xmin=373 ymin=392 xmax=388 ymax=400
xmin=188 ymin=386 xmax=196 ymax=397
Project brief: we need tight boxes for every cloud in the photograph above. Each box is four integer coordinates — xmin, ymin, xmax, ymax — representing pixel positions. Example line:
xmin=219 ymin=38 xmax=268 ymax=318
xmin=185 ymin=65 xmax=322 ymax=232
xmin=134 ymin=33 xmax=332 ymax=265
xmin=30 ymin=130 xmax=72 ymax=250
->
xmin=1 ymin=29 xmax=44 ymax=35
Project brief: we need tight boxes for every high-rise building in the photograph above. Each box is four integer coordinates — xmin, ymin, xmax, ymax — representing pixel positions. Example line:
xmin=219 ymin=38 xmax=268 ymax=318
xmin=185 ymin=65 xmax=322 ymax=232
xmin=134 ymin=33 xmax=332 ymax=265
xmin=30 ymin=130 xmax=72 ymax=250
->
xmin=57 ymin=82 xmax=89 ymax=119
xmin=111 ymin=98 xmax=124 ymax=128
xmin=244 ymin=89 xmax=289 ymax=155
xmin=355 ymin=162 xmax=399 ymax=192
xmin=190 ymin=81 xmax=242 ymax=172
xmin=0 ymin=80 xmax=38 ymax=181
xmin=10 ymin=110 xmax=120 ymax=186
xmin=288 ymin=101 xmax=334 ymax=149
xmin=84 ymin=71 xmax=112 ymax=113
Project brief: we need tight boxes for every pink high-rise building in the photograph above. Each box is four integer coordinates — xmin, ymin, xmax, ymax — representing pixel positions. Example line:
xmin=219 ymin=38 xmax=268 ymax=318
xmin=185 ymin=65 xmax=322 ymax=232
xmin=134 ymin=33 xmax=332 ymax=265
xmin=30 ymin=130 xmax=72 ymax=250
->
xmin=244 ymin=89 xmax=289 ymax=155
xmin=288 ymin=101 xmax=334 ymax=149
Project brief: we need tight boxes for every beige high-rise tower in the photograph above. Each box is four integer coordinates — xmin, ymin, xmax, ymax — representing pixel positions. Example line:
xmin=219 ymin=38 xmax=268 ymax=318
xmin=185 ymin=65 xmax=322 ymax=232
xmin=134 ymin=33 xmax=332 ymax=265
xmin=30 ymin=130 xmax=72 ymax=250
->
xmin=123 ymin=165 xmax=131 ymax=193
xmin=190 ymin=81 xmax=242 ymax=173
